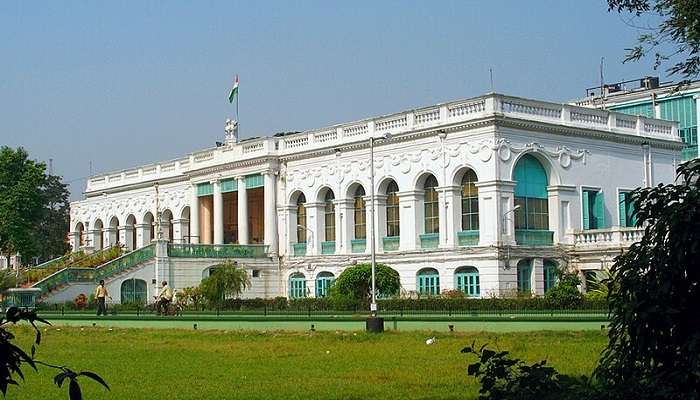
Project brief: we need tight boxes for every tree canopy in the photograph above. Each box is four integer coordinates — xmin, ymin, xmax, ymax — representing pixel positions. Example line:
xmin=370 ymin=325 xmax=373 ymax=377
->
xmin=608 ymin=0 xmax=700 ymax=83
xmin=331 ymin=263 xmax=401 ymax=301
xmin=199 ymin=260 xmax=252 ymax=307
xmin=0 ymin=146 xmax=70 ymax=265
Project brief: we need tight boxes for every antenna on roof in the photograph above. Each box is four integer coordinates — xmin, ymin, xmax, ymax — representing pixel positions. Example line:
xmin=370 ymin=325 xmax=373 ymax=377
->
xmin=489 ymin=68 xmax=494 ymax=92
xmin=599 ymin=57 xmax=606 ymax=110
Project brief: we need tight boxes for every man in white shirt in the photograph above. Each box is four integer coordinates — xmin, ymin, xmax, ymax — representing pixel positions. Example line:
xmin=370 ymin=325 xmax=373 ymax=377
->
xmin=155 ymin=280 xmax=174 ymax=315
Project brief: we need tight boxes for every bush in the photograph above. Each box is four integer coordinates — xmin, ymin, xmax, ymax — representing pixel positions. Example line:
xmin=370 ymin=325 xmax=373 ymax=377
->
xmin=544 ymin=273 xmax=584 ymax=308
xmin=331 ymin=263 xmax=400 ymax=301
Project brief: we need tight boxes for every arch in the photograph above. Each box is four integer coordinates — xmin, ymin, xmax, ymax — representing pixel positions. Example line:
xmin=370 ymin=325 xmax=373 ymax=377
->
xmin=107 ymin=216 xmax=120 ymax=247
xmin=513 ymin=154 xmax=550 ymax=233
xmin=288 ymin=189 xmax=307 ymax=205
xmin=459 ymin=168 xmax=479 ymax=232
xmin=510 ymin=150 xmax=561 ymax=186
xmin=314 ymin=185 xmax=335 ymax=203
xmin=124 ymin=214 xmax=137 ymax=250
xmin=74 ymin=222 xmax=85 ymax=246
xmin=143 ymin=211 xmax=155 ymax=243
xmin=451 ymin=165 xmax=480 ymax=186
xmin=121 ymin=279 xmax=147 ymax=304
xmin=315 ymin=271 xmax=335 ymax=298
xmin=377 ymin=176 xmax=400 ymax=195
xmin=93 ymin=219 xmax=104 ymax=249
xmin=180 ymin=206 xmax=190 ymax=220
xmin=417 ymin=267 xmax=440 ymax=295
xmin=413 ymin=170 xmax=440 ymax=191
xmin=109 ymin=216 xmax=119 ymax=228
xmin=288 ymin=272 xmax=307 ymax=299
xmin=161 ymin=209 xmax=174 ymax=240
xmin=455 ymin=266 xmax=480 ymax=297
xmin=179 ymin=206 xmax=191 ymax=244
xmin=516 ymin=259 xmax=533 ymax=294
xmin=543 ymin=260 xmax=558 ymax=293
xmin=344 ymin=181 xmax=366 ymax=199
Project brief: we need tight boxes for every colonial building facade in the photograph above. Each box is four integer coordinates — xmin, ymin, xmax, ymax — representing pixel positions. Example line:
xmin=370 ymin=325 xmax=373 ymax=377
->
xmin=61 ymin=93 xmax=682 ymax=304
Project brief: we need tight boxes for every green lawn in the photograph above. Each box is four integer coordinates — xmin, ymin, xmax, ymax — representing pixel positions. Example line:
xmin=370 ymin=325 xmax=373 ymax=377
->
xmin=8 ymin=326 xmax=607 ymax=400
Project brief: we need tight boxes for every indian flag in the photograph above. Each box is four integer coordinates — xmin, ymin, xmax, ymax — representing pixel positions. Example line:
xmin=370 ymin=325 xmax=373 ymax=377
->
xmin=228 ymin=75 xmax=239 ymax=104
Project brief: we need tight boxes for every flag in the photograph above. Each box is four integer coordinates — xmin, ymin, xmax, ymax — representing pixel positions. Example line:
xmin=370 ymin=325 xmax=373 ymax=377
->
xmin=228 ymin=75 xmax=239 ymax=104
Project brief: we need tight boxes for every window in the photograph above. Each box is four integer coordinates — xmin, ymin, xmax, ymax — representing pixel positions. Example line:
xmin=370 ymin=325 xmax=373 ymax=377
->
xmin=324 ymin=190 xmax=335 ymax=242
xmin=423 ymin=176 xmax=439 ymax=234
xmin=386 ymin=181 xmax=400 ymax=237
xmin=315 ymin=272 xmax=335 ymax=298
xmin=517 ymin=259 xmax=532 ymax=293
xmin=417 ymin=268 xmax=440 ymax=295
xmin=618 ymin=191 xmax=637 ymax=227
xmin=121 ymin=279 xmax=147 ymax=304
xmin=514 ymin=155 xmax=549 ymax=230
xmin=296 ymin=194 xmax=307 ymax=243
xmin=354 ymin=186 xmax=366 ymax=239
xmin=252 ymin=270 xmax=260 ymax=278
xmin=461 ymin=170 xmax=479 ymax=231
xmin=582 ymin=189 xmax=606 ymax=229
xmin=543 ymin=261 xmax=557 ymax=293
xmin=455 ymin=267 xmax=480 ymax=297
xmin=289 ymin=273 xmax=306 ymax=299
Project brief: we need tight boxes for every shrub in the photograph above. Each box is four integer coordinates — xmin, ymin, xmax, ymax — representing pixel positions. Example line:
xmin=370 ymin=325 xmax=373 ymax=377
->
xmin=544 ymin=273 xmax=584 ymax=308
xmin=331 ymin=263 xmax=401 ymax=301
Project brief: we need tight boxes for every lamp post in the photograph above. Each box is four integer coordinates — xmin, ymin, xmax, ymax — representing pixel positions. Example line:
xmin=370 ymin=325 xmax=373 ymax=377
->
xmin=368 ymin=132 xmax=391 ymax=321
xmin=296 ymin=224 xmax=314 ymax=252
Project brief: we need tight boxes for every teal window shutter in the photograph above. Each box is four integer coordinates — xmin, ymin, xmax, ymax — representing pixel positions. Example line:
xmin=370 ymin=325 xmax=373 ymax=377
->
xmin=594 ymin=191 xmax=605 ymax=228
xmin=220 ymin=178 xmax=237 ymax=193
xmin=628 ymin=196 xmax=638 ymax=226
xmin=582 ymin=190 xmax=591 ymax=230
xmin=196 ymin=183 xmax=213 ymax=197
xmin=618 ymin=192 xmax=627 ymax=227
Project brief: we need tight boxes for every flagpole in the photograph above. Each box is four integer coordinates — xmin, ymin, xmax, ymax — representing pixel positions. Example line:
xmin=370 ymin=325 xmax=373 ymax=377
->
xmin=236 ymin=75 xmax=239 ymax=134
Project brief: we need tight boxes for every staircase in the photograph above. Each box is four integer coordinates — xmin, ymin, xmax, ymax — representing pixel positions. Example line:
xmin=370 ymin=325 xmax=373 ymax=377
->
xmin=33 ymin=244 xmax=156 ymax=301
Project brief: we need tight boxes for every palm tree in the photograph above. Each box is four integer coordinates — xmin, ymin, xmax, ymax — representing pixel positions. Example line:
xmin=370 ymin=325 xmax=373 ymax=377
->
xmin=200 ymin=260 xmax=251 ymax=308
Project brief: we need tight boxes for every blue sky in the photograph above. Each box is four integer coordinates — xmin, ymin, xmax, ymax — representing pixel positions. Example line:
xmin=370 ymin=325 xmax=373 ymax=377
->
xmin=0 ymin=1 xmax=662 ymax=199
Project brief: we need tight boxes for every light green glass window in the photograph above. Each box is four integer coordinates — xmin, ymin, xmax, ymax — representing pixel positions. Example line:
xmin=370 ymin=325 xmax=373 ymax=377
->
xmin=386 ymin=181 xmax=400 ymax=237
xmin=461 ymin=170 xmax=479 ymax=231
xmin=324 ymin=190 xmax=335 ymax=242
xmin=455 ymin=266 xmax=480 ymax=297
xmin=543 ymin=261 xmax=557 ymax=293
xmin=315 ymin=272 xmax=335 ymax=298
xmin=296 ymin=194 xmax=307 ymax=243
xmin=417 ymin=268 xmax=440 ymax=295
xmin=423 ymin=176 xmax=439 ymax=234
xmin=514 ymin=155 xmax=549 ymax=230
xmin=120 ymin=278 xmax=147 ymax=304
xmin=289 ymin=273 xmax=306 ymax=299
xmin=517 ymin=259 xmax=532 ymax=293
xmin=618 ymin=191 xmax=638 ymax=227
xmin=582 ymin=189 xmax=606 ymax=229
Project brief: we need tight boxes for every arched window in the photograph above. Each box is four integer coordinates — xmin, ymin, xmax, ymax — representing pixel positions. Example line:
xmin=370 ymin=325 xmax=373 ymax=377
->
xmin=315 ymin=271 xmax=335 ymax=298
xmin=296 ymin=194 xmax=307 ymax=243
xmin=423 ymin=176 xmax=439 ymax=234
xmin=121 ymin=279 xmax=147 ymax=304
xmin=289 ymin=272 xmax=306 ymax=299
xmin=455 ymin=266 xmax=480 ymax=297
xmin=461 ymin=170 xmax=479 ymax=231
xmin=417 ymin=268 xmax=440 ymax=295
xmin=543 ymin=260 xmax=558 ymax=293
xmin=324 ymin=191 xmax=335 ymax=242
xmin=517 ymin=259 xmax=532 ymax=293
xmin=354 ymin=186 xmax=366 ymax=239
xmin=386 ymin=181 xmax=400 ymax=237
xmin=513 ymin=155 xmax=549 ymax=231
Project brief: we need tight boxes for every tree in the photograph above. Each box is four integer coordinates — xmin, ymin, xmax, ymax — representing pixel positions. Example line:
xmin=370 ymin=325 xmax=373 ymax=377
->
xmin=544 ymin=272 xmax=584 ymax=308
xmin=36 ymin=174 xmax=70 ymax=262
xmin=199 ymin=260 xmax=251 ymax=307
xmin=608 ymin=0 xmax=700 ymax=84
xmin=595 ymin=159 xmax=700 ymax=398
xmin=331 ymin=263 xmax=401 ymax=302
xmin=0 ymin=147 xmax=47 ymax=265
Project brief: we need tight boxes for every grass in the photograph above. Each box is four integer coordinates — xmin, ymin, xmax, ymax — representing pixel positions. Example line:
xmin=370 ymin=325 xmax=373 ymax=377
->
xmin=7 ymin=326 xmax=607 ymax=400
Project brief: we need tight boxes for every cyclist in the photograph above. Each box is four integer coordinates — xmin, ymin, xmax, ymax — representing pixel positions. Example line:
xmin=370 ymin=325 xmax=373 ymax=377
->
xmin=155 ymin=281 xmax=174 ymax=315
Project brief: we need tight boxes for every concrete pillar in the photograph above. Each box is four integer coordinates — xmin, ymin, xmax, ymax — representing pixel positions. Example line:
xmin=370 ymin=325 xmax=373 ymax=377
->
xmin=237 ymin=176 xmax=248 ymax=245
xmin=280 ymin=205 xmax=296 ymax=256
xmin=263 ymin=171 xmax=278 ymax=254
xmin=547 ymin=185 xmax=578 ymax=245
xmin=437 ymin=186 xmax=460 ymax=248
xmin=398 ymin=190 xmax=421 ymax=251
xmin=172 ymin=218 xmax=189 ymax=244
xmin=475 ymin=180 xmax=516 ymax=246
xmin=336 ymin=199 xmax=354 ymax=254
xmin=533 ymin=258 xmax=544 ymax=296
xmin=135 ymin=224 xmax=150 ymax=248
xmin=213 ymin=180 xmax=224 ymax=245
xmin=306 ymin=202 xmax=323 ymax=255
xmin=373 ymin=195 xmax=387 ymax=254
xmin=118 ymin=225 xmax=134 ymax=251
xmin=70 ymin=231 xmax=80 ymax=252
xmin=104 ymin=228 xmax=116 ymax=248
xmin=190 ymin=187 xmax=200 ymax=244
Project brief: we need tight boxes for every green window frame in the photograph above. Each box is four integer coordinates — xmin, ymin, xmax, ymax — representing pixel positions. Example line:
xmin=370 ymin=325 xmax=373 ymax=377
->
xmin=196 ymin=183 xmax=213 ymax=197
xmin=220 ymin=178 xmax=237 ymax=193
xmin=324 ymin=191 xmax=335 ymax=242
xmin=543 ymin=261 xmax=557 ymax=293
xmin=618 ymin=191 xmax=638 ymax=227
xmin=423 ymin=176 xmax=439 ymax=234
xmin=120 ymin=278 xmax=147 ymax=304
xmin=461 ymin=170 xmax=479 ymax=231
xmin=455 ymin=267 xmax=480 ymax=297
xmin=417 ymin=268 xmax=440 ymax=295
xmin=245 ymin=174 xmax=264 ymax=189
xmin=517 ymin=260 xmax=532 ymax=293
xmin=315 ymin=272 xmax=335 ymax=298
xmin=296 ymin=194 xmax=307 ymax=243
xmin=289 ymin=273 xmax=306 ymax=299
xmin=354 ymin=186 xmax=366 ymax=240
xmin=582 ymin=189 xmax=606 ymax=230
xmin=386 ymin=181 xmax=400 ymax=237
xmin=514 ymin=155 xmax=549 ymax=230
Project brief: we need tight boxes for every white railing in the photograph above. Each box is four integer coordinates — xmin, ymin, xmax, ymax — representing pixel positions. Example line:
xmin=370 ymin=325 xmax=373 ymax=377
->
xmin=85 ymin=94 xmax=680 ymax=193
xmin=573 ymin=227 xmax=644 ymax=247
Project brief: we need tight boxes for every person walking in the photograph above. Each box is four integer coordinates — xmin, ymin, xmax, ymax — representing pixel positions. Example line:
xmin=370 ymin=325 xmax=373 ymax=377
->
xmin=95 ymin=280 xmax=110 ymax=316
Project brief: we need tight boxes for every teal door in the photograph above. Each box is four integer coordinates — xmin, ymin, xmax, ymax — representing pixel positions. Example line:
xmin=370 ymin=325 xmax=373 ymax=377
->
xmin=121 ymin=279 xmax=147 ymax=304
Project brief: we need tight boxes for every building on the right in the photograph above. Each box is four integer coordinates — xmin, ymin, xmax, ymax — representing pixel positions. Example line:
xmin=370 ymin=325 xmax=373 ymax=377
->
xmin=574 ymin=77 xmax=699 ymax=161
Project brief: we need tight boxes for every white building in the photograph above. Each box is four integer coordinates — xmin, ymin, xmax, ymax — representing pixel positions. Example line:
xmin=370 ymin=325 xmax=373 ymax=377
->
xmin=47 ymin=93 xmax=682 ymax=304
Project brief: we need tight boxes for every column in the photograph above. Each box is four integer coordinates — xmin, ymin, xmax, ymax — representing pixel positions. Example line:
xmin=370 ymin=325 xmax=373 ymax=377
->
xmin=398 ymin=190 xmax=421 ymax=251
xmin=135 ymin=224 xmax=149 ymax=248
xmin=213 ymin=180 xmax=224 ymax=245
xmin=336 ymin=199 xmax=354 ymax=254
xmin=171 ymin=218 xmax=189 ymax=244
xmin=374 ymin=194 xmax=387 ymax=253
xmin=532 ymin=258 xmax=544 ymax=296
xmin=437 ymin=186 xmax=459 ymax=248
xmin=70 ymin=231 xmax=80 ymax=252
xmin=306 ymin=202 xmax=324 ymax=255
xmin=237 ymin=176 xmax=248 ymax=245
xmin=87 ymin=229 xmax=100 ymax=249
xmin=547 ymin=185 xmax=577 ymax=245
xmin=190 ymin=187 xmax=200 ymax=244
xmin=263 ymin=171 xmax=278 ymax=254
xmin=474 ymin=180 xmax=515 ymax=246
xmin=281 ymin=205 xmax=296 ymax=256
xmin=103 ymin=229 xmax=114 ymax=248
xmin=118 ymin=225 xmax=134 ymax=251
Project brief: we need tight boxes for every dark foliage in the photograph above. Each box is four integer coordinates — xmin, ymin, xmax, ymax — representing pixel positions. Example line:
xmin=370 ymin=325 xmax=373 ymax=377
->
xmin=0 ymin=307 xmax=108 ymax=399
xmin=331 ymin=263 xmax=401 ymax=301
xmin=595 ymin=160 xmax=700 ymax=399
xmin=608 ymin=0 xmax=700 ymax=84
xmin=463 ymin=342 xmax=593 ymax=400
xmin=543 ymin=272 xmax=584 ymax=308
